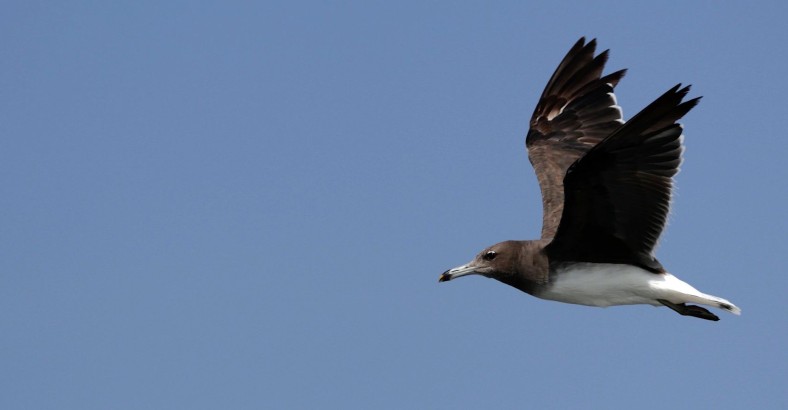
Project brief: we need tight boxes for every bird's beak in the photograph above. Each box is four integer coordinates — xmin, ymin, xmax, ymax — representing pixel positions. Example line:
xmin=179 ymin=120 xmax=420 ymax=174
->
xmin=439 ymin=263 xmax=478 ymax=282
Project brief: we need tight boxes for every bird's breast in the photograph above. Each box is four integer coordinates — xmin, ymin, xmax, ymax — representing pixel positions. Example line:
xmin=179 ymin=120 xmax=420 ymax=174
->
xmin=536 ymin=262 xmax=665 ymax=307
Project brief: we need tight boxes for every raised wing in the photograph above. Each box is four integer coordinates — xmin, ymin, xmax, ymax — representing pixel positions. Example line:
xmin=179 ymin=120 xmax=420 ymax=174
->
xmin=526 ymin=38 xmax=626 ymax=239
xmin=546 ymin=85 xmax=700 ymax=272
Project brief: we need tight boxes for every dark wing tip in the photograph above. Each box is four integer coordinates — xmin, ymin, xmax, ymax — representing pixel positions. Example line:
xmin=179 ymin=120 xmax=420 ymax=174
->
xmin=616 ymin=83 xmax=701 ymax=135
xmin=601 ymin=69 xmax=627 ymax=87
xmin=530 ymin=38 xmax=626 ymax=129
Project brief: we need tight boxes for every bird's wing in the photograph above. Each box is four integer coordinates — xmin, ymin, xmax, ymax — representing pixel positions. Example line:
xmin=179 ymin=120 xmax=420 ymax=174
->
xmin=526 ymin=37 xmax=626 ymax=239
xmin=546 ymin=85 xmax=700 ymax=271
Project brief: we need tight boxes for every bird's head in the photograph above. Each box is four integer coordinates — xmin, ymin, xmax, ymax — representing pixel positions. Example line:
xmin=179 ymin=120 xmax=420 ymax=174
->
xmin=439 ymin=241 xmax=521 ymax=283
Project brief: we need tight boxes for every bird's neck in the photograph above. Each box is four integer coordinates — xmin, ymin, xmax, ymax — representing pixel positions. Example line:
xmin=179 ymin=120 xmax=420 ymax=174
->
xmin=498 ymin=240 xmax=550 ymax=295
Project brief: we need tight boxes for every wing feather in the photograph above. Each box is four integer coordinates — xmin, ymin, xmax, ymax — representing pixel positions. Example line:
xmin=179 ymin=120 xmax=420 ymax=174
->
xmin=526 ymin=38 xmax=626 ymax=239
xmin=546 ymin=85 xmax=700 ymax=271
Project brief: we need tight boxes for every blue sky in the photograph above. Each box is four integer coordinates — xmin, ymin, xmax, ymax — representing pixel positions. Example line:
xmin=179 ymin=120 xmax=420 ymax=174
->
xmin=2 ymin=1 xmax=787 ymax=409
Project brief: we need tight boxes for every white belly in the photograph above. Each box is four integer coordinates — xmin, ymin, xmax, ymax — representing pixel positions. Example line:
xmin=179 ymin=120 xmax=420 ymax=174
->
xmin=537 ymin=263 xmax=734 ymax=311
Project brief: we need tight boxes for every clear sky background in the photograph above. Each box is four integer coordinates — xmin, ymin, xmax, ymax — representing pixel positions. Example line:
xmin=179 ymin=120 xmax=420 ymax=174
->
xmin=3 ymin=1 xmax=787 ymax=409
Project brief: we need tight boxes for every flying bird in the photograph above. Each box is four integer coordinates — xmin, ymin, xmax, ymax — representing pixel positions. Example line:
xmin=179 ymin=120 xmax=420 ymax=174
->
xmin=439 ymin=38 xmax=740 ymax=321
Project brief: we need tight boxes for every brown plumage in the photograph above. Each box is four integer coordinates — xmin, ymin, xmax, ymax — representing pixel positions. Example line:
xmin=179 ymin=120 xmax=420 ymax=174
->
xmin=439 ymin=38 xmax=739 ymax=321
xmin=547 ymin=84 xmax=699 ymax=272
xmin=526 ymin=38 xmax=626 ymax=239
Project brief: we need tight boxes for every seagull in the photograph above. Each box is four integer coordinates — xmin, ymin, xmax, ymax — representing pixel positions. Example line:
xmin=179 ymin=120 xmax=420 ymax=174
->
xmin=439 ymin=38 xmax=740 ymax=321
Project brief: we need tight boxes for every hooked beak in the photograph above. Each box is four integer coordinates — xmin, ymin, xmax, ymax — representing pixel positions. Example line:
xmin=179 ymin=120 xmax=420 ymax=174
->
xmin=439 ymin=264 xmax=479 ymax=282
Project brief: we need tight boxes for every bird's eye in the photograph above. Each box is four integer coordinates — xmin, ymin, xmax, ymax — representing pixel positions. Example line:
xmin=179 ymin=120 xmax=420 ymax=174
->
xmin=483 ymin=251 xmax=497 ymax=261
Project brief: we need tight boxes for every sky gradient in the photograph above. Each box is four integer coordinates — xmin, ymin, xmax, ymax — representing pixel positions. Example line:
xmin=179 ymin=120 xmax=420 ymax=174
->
xmin=3 ymin=1 xmax=787 ymax=409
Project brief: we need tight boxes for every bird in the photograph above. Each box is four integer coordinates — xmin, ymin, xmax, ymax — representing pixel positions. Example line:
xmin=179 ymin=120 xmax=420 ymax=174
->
xmin=438 ymin=38 xmax=740 ymax=321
